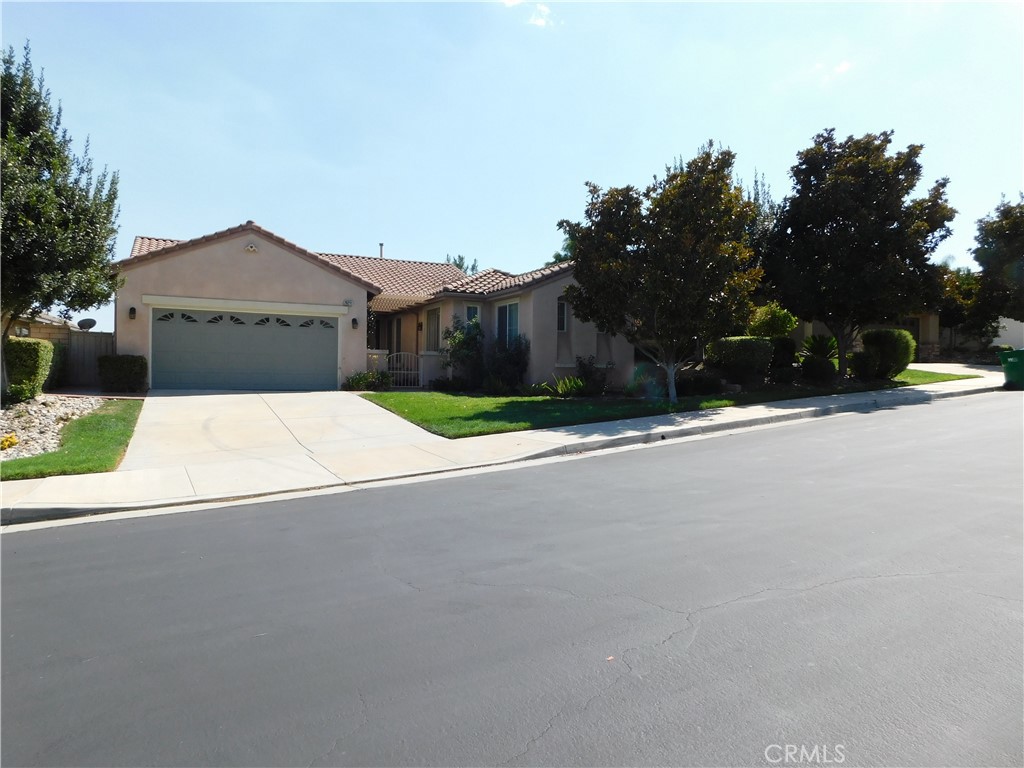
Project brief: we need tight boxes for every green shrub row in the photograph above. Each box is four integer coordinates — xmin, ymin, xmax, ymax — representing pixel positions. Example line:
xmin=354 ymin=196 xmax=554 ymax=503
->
xmin=3 ymin=337 xmax=54 ymax=403
xmin=342 ymin=370 xmax=393 ymax=391
xmin=705 ymin=336 xmax=774 ymax=384
xmin=98 ymin=355 xmax=148 ymax=392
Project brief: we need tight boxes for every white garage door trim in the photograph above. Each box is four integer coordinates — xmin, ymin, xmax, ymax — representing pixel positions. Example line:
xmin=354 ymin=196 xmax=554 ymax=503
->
xmin=143 ymin=295 xmax=349 ymax=389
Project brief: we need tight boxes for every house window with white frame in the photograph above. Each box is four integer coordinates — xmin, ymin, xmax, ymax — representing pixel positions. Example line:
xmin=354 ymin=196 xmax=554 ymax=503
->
xmin=497 ymin=302 xmax=519 ymax=346
xmin=556 ymin=297 xmax=568 ymax=333
xmin=466 ymin=305 xmax=480 ymax=324
xmin=425 ymin=307 xmax=441 ymax=352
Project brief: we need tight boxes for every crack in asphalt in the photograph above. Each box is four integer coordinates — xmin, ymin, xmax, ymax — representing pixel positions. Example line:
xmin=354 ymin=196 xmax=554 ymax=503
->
xmin=498 ymin=568 xmax=967 ymax=765
xmin=307 ymin=688 xmax=370 ymax=768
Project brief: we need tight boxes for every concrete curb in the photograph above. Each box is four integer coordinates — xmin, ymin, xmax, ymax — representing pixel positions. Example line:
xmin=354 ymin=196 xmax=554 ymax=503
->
xmin=0 ymin=382 xmax=1007 ymax=527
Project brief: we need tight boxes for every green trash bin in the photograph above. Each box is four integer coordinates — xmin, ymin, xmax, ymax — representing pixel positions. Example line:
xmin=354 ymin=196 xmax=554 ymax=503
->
xmin=998 ymin=349 xmax=1024 ymax=390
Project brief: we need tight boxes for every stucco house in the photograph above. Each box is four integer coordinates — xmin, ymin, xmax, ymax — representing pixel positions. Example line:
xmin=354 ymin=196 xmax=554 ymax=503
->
xmin=114 ymin=221 xmax=634 ymax=390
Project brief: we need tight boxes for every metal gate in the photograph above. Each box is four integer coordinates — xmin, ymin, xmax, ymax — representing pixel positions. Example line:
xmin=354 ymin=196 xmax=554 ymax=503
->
xmin=387 ymin=352 xmax=422 ymax=388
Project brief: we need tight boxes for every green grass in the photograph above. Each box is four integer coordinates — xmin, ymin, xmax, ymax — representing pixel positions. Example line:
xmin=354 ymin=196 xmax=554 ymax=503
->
xmin=893 ymin=369 xmax=976 ymax=386
xmin=364 ymin=369 xmax=979 ymax=438
xmin=1 ymin=399 xmax=143 ymax=481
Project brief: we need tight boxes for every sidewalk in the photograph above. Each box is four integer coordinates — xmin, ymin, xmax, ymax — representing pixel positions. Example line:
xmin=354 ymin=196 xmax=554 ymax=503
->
xmin=1 ymin=365 xmax=1010 ymax=525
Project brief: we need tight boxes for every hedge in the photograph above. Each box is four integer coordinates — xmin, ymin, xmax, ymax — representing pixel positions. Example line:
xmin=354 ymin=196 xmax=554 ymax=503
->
xmin=706 ymin=336 xmax=774 ymax=383
xmin=861 ymin=329 xmax=916 ymax=379
xmin=4 ymin=337 xmax=54 ymax=402
xmin=98 ymin=355 xmax=149 ymax=392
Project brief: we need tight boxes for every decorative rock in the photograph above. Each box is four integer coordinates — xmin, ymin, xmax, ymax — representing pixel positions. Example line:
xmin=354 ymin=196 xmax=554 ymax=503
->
xmin=0 ymin=395 xmax=104 ymax=461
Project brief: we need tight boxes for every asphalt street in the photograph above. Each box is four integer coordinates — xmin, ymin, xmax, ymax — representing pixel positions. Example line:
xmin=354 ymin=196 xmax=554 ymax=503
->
xmin=2 ymin=393 xmax=1021 ymax=767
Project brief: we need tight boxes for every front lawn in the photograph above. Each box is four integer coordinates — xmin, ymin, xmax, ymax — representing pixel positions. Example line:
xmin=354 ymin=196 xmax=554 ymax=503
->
xmin=363 ymin=369 xmax=978 ymax=438
xmin=1 ymin=399 xmax=143 ymax=481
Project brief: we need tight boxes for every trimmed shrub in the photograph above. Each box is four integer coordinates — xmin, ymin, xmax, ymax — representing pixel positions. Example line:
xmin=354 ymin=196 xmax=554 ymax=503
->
xmin=576 ymin=355 xmax=612 ymax=396
xmin=861 ymin=329 xmax=916 ymax=379
xmin=4 ymin=337 xmax=54 ymax=402
xmin=488 ymin=334 xmax=531 ymax=387
xmin=769 ymin=363 xmax=799 ymax=384
xmin=440 ymin=315 xmax=485 ymax=388
xmin=45 ymin=341 xmax=68 ymax=390
xmin=429 ymin=376 xmax=473 ymax=392
xmin=98 ymin=355 xmax=149 ymax=392
xmin=342 ymin=370 xmax=392 ymax=391
xmin=801 ymin=355 xmax=835 ymax=385
xmin=802 ymin=334 xmax=838 ymax=360
xmin=849 ymin=349 xmax=879 ymax=381
xmin=705 ymin=336 xmax=774 ymax=384
xmin=748 ymin=301 xmax=799 ymax=338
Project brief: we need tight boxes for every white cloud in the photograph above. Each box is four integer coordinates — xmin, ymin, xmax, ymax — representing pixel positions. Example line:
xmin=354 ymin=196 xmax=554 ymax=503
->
xmin=834 ymin=60 xmax=852 ymax=75
xmin=528 ymin=3 xmax=552 ymax=28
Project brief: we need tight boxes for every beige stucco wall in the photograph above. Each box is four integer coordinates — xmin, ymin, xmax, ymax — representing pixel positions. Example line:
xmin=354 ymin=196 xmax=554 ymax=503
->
xmin=116 ymin=231 xmax=369 ymax=387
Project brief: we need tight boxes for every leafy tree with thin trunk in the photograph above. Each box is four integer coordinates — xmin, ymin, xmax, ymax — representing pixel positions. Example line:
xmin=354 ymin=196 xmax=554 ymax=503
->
xmin=559 ymin=143 xmax=761 ymax=404
xmin=1 ymin=44 xmax=121 ymax=340
xmin=971 ymin=197 xmax=1024 ymax=325
xmin=765 ymin=129 xmax=954 ymax=378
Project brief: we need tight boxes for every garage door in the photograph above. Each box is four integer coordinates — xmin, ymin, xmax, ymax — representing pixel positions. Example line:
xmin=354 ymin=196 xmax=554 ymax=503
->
xmin=151 ymin=309 xmax=339 ymax=390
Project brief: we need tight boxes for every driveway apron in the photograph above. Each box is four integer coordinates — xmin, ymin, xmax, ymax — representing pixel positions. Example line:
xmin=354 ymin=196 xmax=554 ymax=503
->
xmin=118 ymin=391 xmax=449 ymax=490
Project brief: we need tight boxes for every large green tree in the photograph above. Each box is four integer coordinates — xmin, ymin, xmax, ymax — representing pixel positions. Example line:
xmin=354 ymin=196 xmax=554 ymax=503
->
xmin=766 ymin=129 xmax=955 ymax=377
xmin=1 ymin=44 xmax=120 ymax=339
xmin=971 ymin=197 xmax=1024 ymax=325
xmin=936 ymin=263 xmax=984 ymax=350
xmin=559 ymin=143 xmax=761 ymax=403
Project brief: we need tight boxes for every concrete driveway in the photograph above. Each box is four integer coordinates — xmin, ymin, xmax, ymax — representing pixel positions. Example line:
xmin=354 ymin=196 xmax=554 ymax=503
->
xmin=118 ymin=390 xmax=448 ymax=492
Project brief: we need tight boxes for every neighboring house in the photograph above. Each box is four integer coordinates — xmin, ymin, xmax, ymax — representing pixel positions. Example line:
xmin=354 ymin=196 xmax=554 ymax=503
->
xmin=993 ymin=317 xmax=1024 ymax=349
xmin=4 ymin=312 xmax=114 ymax=388
xmin=7 ymin=311 xmax=77 ymax=342
xmin=114 ymin=221 xmax=634 ymax=390
xmin=792 ymin=313 xmax=941 ymax=361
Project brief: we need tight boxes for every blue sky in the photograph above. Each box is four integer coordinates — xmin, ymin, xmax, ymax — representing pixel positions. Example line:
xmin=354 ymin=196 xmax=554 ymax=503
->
xmin=4 ymin=1 xmax=1022 ymax=332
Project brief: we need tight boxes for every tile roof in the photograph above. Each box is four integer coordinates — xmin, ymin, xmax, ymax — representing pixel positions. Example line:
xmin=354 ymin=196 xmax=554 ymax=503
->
xmin=439 ymin=261 xmax=574 ymax=296
xmin=120 ymin=222 xmax=574 ymax=314
xmin=439 ymin=268 xmax=514 ymax=294
xmin=317 ymin=252 xmax=466 ymax=301
xmin=131 ymin=236 xmax=182 ymax=258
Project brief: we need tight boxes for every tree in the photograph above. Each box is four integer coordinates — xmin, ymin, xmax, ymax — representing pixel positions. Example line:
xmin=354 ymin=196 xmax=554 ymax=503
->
xmin=936 ymin=263 xmax=983 ymax=350
xmin=545 ymin=235 xmax=575 ymax=266
xmin=559 ymin=143 xmax=761 ymax=403
xmin=445 ymin=253 xmax=478 ymax=275
xmin=765 ymin=129 xmax=955 ymax=377
xmin=742 ymin=171 xmax=782 ymax=276
xmin=972 ymin=197 xmax=1024 ymax=324
xmin=1 ymin=44 xmax=121 ymax=339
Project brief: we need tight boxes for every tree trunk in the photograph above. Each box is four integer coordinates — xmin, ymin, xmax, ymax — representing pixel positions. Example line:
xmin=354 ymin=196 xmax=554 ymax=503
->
xmin=664 ymin=361 xmax=679 ymax=404
xmin=835 ymin=326 xmax=855 ymax=380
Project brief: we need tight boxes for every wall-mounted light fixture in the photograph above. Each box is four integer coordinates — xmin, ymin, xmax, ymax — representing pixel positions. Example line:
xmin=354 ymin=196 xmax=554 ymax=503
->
xmin=351 ymin=317 xmax=359 ymax=330
xmin=129 ymin=306 xmax=137 ymax=320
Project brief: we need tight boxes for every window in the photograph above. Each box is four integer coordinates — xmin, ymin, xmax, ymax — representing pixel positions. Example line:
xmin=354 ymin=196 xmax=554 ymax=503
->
xmin=393 ymin=317 xmax=402 ymax=353
xmin=425 ymin=308 xmax=441 ymax=352
xmin=156 ymin=312 xmax=175 ymax=322
xmin=466 ymin=305 xmax=479 ymax=324
xmin=497 ymin=302 xmax=519 ymax=346
xmin=556 ymin=298 xmax=568 ymax=332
